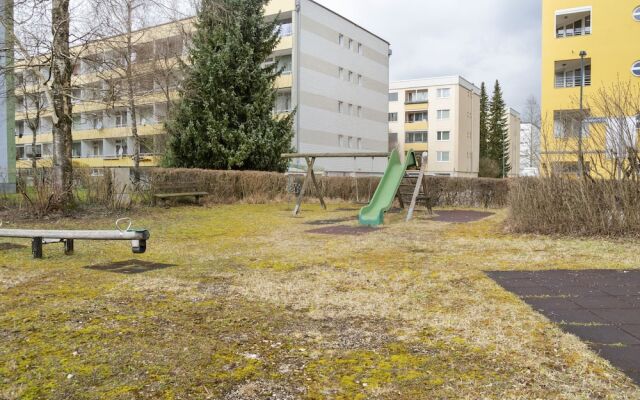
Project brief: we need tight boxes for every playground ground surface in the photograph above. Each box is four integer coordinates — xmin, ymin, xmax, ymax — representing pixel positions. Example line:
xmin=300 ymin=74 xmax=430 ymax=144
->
xmin=1 ymin=203 xmax=640 ymax=399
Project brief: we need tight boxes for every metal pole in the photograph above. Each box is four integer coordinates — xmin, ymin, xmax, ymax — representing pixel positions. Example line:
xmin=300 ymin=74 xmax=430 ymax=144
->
xmin=578 ymin=50 xmax=587 ymax=178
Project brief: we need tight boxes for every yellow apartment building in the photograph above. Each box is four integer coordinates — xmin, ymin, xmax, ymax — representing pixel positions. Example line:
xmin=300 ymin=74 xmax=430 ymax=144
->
xmin=388 ymin=76 xmax=481 ymax=177
xmin=14 ymin=0 xmax=390 ymax=174
xmin=541 ymin=0 xmax=640 ymax=177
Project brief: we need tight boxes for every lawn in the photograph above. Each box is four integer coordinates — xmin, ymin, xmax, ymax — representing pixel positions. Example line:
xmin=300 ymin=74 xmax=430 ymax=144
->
xmin=1 ymin=203 xmax=639 ymax=399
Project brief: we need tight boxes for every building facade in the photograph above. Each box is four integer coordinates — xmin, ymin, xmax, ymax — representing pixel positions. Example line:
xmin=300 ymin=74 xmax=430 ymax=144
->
xmin=13 ymin=0 xmax=390 ymax=175
xmin=505 ymin=108 xmax=522 ymax=177
xmin=541 ymin=0 xmax=640 ymax=177
xmin=388 ymin=76 xmax=481 ymax=177
xmin=0 ymin=0 xmax=15 ymax=193
xmin=520 ymin=123 xmax=541 ymax=175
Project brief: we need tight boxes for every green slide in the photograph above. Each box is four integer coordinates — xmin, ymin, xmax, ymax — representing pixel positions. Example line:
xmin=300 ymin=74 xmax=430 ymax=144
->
xmin=359 ymin=149 xmax=417 ymax=226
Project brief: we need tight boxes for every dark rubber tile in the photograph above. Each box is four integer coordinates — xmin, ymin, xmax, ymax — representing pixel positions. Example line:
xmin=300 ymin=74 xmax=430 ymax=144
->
xmin=591 ymin=309 xmax=640 ymax=325
xmin=572 ymin=296 xmax=636 ymax=310
xmin=601 ymin=286 xmax=640 ymax=296
xmin=562 ymin=325 xmax=640 ymax=345
xmin=547 ymin=309 xmax=606 ymax=324
xmin=523 ymin=297 xmax=582 ymax=311
xmin=592 ymin=345 xmax=640 ymax=373
xmin=621 ymin=325 xmax=640 ymax=340
xmin=622 ymin=370 xmax=640 ymax=385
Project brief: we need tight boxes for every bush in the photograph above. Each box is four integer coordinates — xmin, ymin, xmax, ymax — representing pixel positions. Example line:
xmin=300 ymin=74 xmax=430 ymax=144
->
xmin=507 ymin=177 xmax=640 ymax=236
xmin=423 ymin=176 xmax=509 ymax=209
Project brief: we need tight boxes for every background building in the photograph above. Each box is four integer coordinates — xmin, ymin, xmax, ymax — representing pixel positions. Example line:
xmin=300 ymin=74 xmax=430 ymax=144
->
xmin=541 ymin=0 xmax=640 ymax=177
xmin=388 ymin=76 xmax=480 ymax=177
xmin=13 ymin=0 xmax=390 ymax=175
xmin=505 ymin=108 xmax=522 ymax=177
xmin=520 ymin=122 xmax=541 ymax=176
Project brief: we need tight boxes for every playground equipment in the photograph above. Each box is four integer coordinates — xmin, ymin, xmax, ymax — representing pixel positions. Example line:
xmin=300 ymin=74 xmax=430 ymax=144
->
xmin=359 ymin=150 xmax=430 ymax=226
xmin=0 ymin=218 xmax=150 ymax=259
xmin=281 ymin=152 xmax=389 ymax=216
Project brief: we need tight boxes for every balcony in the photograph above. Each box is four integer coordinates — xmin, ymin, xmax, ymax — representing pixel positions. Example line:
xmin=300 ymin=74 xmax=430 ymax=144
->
xmin=405 ymin=89 xmax=428 ymax=105
xmin=556 ymin=8 xmax=591 ymax=39
xmin=555 ymin=59 xmax=591 ymax=88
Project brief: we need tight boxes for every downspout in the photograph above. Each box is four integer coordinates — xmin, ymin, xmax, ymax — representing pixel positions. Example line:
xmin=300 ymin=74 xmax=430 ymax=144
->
xmin=294 ymin=0 xmax=301 ymax=154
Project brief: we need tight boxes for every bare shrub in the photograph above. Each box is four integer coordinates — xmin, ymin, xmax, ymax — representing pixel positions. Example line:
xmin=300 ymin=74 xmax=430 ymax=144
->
xmin=508 ymin=177 xmax=640 ymax=236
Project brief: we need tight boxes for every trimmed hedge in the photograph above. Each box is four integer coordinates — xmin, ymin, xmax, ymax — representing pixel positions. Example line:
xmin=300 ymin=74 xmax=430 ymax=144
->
xmin=147 ymin=168 xmax=508 ymax=208
xmin=508 ymin=177 xmax=640 ymax=236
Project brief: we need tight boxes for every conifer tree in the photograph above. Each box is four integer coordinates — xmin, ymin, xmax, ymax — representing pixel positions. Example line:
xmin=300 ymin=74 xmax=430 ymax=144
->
xmin=479 ymin=82 xmax=489 ymax=159
xmin=488 ymin=80 xmax=510 ymax=178
xmin=166 ymin=0 xmax=294 ymax=171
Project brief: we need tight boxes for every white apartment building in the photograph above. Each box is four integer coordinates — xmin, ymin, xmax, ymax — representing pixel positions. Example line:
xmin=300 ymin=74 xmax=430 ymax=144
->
xmin=520 ymin=122 xmax=541 ymax=176
xmin=278 ymin=0 xmax=391 ymax=174
xmin=388 ymin=76 xmax=480 ymax=177
xmin=506 ymin=108 xmax=522 ymax=178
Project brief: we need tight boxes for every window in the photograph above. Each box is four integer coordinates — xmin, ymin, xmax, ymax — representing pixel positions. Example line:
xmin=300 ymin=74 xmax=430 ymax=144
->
xmin=348 ymin=104 xmax=353 ymax=115
xmin=405 ymin=131 xmax=428 ymax=143
xmin=437 ymin=131 xmax=451 ymax=141
xmin=388 ymin=132 xmax=398 ymax=151
xmin=277 ymin=55 xmax=292 ymax=75
xmin=388 ymin=112 xmax=398 ymax=122
xmin=555 ymin=8 xmax=592 ymax=38
xmin=357 ymin=74 xmax=363 ymax=86
xmin=348 ymin=136 xmax=353 ymax=148
xmin=554 ymin=109 xmax=590 ymax=138
xmin=16 ymin=145 xmax=25 ymax=160
xmin=115 ymin=111 xmax=128 ymax=127
xmin=555 ymin=59 xmax=592 ymax=87
xmin=348 ymin=71 xmax=353 ymax=82
xmin=339 ymin=34 xmax=344 ymax=46
xmin=632 ymin=61 xmax=640 ymax=77
xmin=634 ymin=6 xmax=640 ymax=21
xmin=406 ymin=111 xmax=428 ymax=123
xmin=389 ymin=92 xmax=398 ymax=102
xmin=338 ymin=135 xmax=344 ymax=147
xmin=357 ymin=43 xmax=363 ymax=55
xmin=349 ymin=39 xmax=354 ymax=51
xmin=25 ymin=144 xmax=43 ymax=159
xmin=437 ymin=88 xmax=451 ymax=98
xmin=437 ymin=110 xmax=450 ymax=120
xmin=275 ymin=92 xmax=292 ymax=113
xmin=357 ymin=106 xmax=362 ymax=118
xmin=437 ymin=151 xmax=450 ymax=162
xmin=15 ymin=120 xmax=25 ymax=137
xmin=338 ymin=67 xmax=344 ymax=80
xmin=72 ymin=114 xmax=83 ymax=130
xmin=277 ymin=21 xmax=293 ymax=37
xmin=405 ymin=89 xmax=428 ymax=103
xmin=72 ymin=142 xmax=81 ymax=158
xmin=357 ymin=138 xmax=362 ymax=149
xmin=338 ymin=101 xmax=344 ymax=114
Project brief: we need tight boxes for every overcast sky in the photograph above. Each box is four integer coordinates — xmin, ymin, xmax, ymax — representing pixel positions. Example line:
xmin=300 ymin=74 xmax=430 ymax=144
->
xmin=317 ymin=0 xmax=542 ymax=113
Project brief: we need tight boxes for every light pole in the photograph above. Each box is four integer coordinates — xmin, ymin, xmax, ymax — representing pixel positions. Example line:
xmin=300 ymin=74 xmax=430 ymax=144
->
xmin=578 ymin=50 xmax=587 ymax=178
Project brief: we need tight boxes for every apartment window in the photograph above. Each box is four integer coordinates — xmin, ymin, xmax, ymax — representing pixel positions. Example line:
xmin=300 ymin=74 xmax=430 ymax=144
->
xmin=348 ymin=136 xmax=353 ymax=148
xmin=357 ymin=43 xmax=363 ymax=55
xmin=555 ymin=59 xmax=591 ymax=87
xmin=25 ymin=144 xmax=43 ymax=159
xmin=91 ymin=141 xmax=103 ymax=157
xmin=389 ymin=92 xmax=398 ymax=102
xmin=348 ymin=71 xmax=353 ymax=83
xmin=632 ymin=61 xmax=640 ymax=77
xmin=72 ymin=142 xmax=81 ymax=158
xmin=357 ymin=106 xmax=362 ymax=118
xmin=16 ymin=145 xmax=25 ymax=160
xmin=277 ymin=20 xmax=293 ymax=37
xmin=405 ymin=89 xmax=428 ymax=103
xmin=277 ymin=55 xmax=292 ymax=75
xmin=554 ymin=109 xmax=590 ymax=138
xmin=634 ymin=6 xmax=640 ymax=21
xmin=405 ymin=131 xmax=428 ymax=143
xmin=349 ymin=39 xmax=354 ymax=51
xmin=555 ymin=8 xmax=592 ymax=38
xmin=388 ymin=112 xmax=398 ymax=122
xmin=437 ymin=110 xmax=450 ymax=120
xmin=15 ymin=121 xmax=25 ymax=137
xmin=275 ymin=92 xmax=292 ymax=113
xmin=72 ymin=114 xmax=83 ymax=130
xmin=437 ymin=151 xmax=450 ymax=162
xmin=357 ymin=138 xmax=362 ymax=149
xmin=339 ymin=34 xmax=344 ymax=46
xmin=348 ymin=104 xmax=353 ymax=115
xmin=115 ymin=111 xmax=128 ymax=128
xmin=437 ymin=88 xmax=451 ymax=98
xmin=388 ymin=132 xmax=398 ymax=151
xmin=437 ymin=131 xmax=451 ymax=141
xmin=338 ymin=67 xmax=344 ymax=80
xmin=406 ymin=111 xmax=428 ymax=123
xmin=338 ymin=134 xmax=344 ymax=147
xmin=338 ymin=101 xmax=344 ymax=114
xmin=357 ymin=74 xmax=363 ymax=86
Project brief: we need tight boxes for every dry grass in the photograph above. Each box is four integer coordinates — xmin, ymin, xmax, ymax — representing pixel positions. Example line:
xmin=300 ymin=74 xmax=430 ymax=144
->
xmin=1 ymin=203 xmax=639 ymax=399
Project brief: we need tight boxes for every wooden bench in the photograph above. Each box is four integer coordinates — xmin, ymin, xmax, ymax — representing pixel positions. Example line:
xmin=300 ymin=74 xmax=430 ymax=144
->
xmin=152 ymin=192 xmax=209 ymax=206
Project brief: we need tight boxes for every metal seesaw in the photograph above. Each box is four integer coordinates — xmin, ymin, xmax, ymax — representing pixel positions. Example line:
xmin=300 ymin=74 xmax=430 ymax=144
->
xmin=0 ymin=218 xmax=150 ymax=259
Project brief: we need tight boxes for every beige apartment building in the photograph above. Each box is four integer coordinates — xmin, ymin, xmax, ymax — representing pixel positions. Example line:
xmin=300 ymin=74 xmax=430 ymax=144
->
xmin=388 ymin=76 xmax=481 ymax=177
xmin=505 ymin=108 xmax=522 ymax=177
xmin=13 ymin=0 xmax=390 ymax=174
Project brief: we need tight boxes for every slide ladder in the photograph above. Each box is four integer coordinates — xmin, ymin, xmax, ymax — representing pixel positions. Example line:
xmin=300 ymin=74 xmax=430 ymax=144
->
xmin=397 ymin=153 xmax=431 ymax=221
xmin=358 ymin=149 xmax=416 ymax=226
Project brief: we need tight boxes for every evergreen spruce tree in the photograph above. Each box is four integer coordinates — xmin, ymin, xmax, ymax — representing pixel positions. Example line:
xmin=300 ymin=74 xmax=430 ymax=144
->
xmin=488 ymin=80 xmax=510 ymax=178
xmin=166 ymin=0 xmax=294 ymax=171
xmin=479 ymin=82 xmax=489 ymax=159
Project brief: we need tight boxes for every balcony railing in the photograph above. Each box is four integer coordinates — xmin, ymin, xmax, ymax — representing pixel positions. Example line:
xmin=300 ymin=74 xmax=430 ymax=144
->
xmin=555 ymin=74 xmax=591 ymax=88
xmin=556 ymin=26 xmax=591 ymax=38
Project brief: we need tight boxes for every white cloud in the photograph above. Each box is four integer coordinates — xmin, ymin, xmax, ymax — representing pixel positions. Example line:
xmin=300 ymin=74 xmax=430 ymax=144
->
xmin=316 ymin=0 xmax=542 ymax=112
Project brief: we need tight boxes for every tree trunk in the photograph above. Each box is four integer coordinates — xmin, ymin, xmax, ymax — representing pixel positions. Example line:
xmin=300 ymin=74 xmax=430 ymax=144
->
xmin=51 ymin=0 xmax=73 ymax=205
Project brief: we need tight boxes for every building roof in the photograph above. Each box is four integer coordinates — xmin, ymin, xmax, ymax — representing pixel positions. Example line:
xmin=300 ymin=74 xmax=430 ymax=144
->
xmin=390 ymin=76 xmax=481 ymax=95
